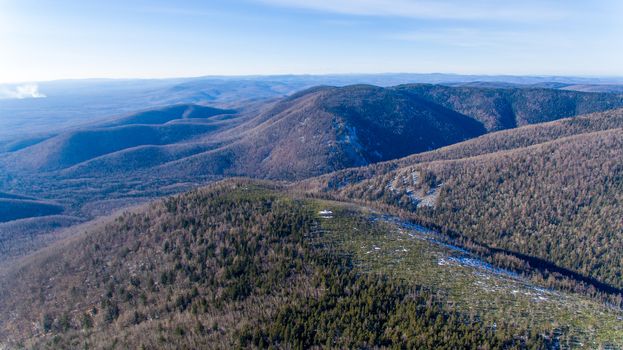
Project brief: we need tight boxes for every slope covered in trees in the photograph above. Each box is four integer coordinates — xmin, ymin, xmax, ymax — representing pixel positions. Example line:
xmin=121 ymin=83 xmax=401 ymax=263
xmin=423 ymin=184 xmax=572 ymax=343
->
xmin=301 ymin=108 xmax=623 ymax=192
xmin=317 ymin=125 xmax=623 ymax=292
xmin=0 ymin=182 xmax=561 ymax=349
xmin=395 ymin=84 xmax=623 ymax=131
xmin=153 ymin=84 xmax=487 ymax=180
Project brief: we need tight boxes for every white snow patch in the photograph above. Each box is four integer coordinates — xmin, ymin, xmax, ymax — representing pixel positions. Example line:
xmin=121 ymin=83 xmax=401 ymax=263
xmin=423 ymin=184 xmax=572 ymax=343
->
xmin=318 ymin=209 xmax=333 ymax=219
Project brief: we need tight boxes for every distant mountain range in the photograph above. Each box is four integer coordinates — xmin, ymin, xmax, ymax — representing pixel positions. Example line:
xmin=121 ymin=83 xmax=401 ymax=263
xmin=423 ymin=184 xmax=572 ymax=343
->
xmin=2 ymin=73 xmax=623 ymax=138
xmin=1 ymin=84 xmax=621 ymax=236
xmin=4 ymin=83 xmax=622 ymax=174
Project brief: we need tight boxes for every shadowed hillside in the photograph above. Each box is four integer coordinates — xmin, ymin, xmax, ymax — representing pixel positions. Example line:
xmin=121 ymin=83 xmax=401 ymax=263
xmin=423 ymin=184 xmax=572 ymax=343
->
xmin=395 ymin=84 xmax=623 ymax=131
xmin=1 ymin=105 xmax=238 ymax=172
xmin=5 ymin=123 xmax=232 ymax=172
xmin=300 ymin=108 xmax=623 ymax=192
xmin=102 ymin=104 xmax=236 ymax=127
xmin=301 ymin=110 xmax=623 ymax=293
xmin=0 ymin=198 xmax=64 ymax=223
xmin=154 ymin=85 xmax=487 ymax=180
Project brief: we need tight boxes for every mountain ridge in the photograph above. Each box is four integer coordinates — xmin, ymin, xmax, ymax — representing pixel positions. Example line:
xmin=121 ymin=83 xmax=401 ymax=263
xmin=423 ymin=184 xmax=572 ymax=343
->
xmin=2 ymin=85 xmax=623 ymax=266
xmin=298 ymin=110 xmax=623 ymax=292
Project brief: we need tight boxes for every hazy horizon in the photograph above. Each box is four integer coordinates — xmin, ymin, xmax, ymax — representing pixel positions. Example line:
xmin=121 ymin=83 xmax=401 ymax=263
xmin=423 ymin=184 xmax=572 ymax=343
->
xmin=3 ymin=71 xmax=623 ymax=86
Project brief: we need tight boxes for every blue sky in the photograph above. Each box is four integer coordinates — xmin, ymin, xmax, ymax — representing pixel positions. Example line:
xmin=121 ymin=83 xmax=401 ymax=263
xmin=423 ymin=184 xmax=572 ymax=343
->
xmin=1 ymin=0 xmax=622 ymax=83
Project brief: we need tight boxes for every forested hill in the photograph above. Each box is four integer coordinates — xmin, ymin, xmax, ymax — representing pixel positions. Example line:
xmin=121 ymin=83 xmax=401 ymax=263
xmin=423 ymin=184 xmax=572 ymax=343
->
xmin=2 ymin=181 xmax=622 ymax=348
xmin=148 ymin=84 xmax=488 ymax=180
xmin=300 ymin=108 xmax=623 ymax=193
xmin=2 ymin=86 xmax=623 ymax=280
xmin=300 ymin=109 xmax=623 ymax=293
xmin=392 ymin=84 xmax=623 ymax=131
xmin=0 ymin=181 xmax=556 ymax=349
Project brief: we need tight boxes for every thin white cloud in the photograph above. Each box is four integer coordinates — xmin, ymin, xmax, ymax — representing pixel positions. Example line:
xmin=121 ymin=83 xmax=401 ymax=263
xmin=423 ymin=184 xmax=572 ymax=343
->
xmin=256 ymin=0 xmax=567 ymax=21
xmin=136 ymin=5 xmax=226 ymax=17
xmin=0 ymin=84 xmax=47 ymax=99
xmin=391 ymin=28 xmax=574 ymax=50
